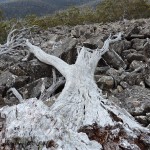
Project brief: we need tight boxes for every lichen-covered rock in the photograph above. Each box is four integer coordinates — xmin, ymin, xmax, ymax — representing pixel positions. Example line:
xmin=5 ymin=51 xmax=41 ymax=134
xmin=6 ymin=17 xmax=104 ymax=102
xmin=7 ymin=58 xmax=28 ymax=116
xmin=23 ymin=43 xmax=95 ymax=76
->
xmin=103 ymin=49 xmax=126 ymax=69
xmin=45 ymin=37 xmax=77 ymax=64
xmin=115 ymin=86 xmax=150 ymax=117
xmin=6 ymin=77 xmax=52 ymax=102
xmin=121 ymin=49 xmax=137 ymax=60
xmin=83 ymin=35 xmax=104 ymax=49
xmin=106 ymin=68 xmax=124 ymax=85
xmin=126 ymin=53 xmax=145 ymax=63
xmin=131 ymin=38 xmax=146 ymax=51
xmin=120 ymin=81 xmax=130 ymax=89
xmin=0 ymin=71 xmax=29 ymax=89
xmin=18 ymin=77 xmax=52 ymax=99
xmin=0 ymin=52 xmax=25 ymax=71
xmin=8 ymin=64 xmax=27 ymax=76
xmin=96 ymin=75 xmax=114 ymax=90
xmin=123 ymin=72 xmax=143 ymax=86
xmin=125 ymin=24 xmax=141 ymax=37
xmin=110 ymin=40 xmax=131 ymax=55
xmin=129 ymin=60 xmax=145 ymax=70
xmin=18 ymin=59 xmax=52 ymax=80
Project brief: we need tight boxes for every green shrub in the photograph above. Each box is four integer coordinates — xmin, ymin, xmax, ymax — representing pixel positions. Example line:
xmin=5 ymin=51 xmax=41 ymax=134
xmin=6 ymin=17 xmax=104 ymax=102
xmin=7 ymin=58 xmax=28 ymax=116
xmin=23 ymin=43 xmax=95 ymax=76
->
xmin=24 ymin=0 xmax=150 ymax=28
xmin=0 ymin=10 xmax=7 ymax=44
xmin=0 ymin=0 xmax=150 ymax=43
xmin=96 ymin=0 xmax=150 ymax=22
xmin=0 ymin=22 xmax=7 ymax=44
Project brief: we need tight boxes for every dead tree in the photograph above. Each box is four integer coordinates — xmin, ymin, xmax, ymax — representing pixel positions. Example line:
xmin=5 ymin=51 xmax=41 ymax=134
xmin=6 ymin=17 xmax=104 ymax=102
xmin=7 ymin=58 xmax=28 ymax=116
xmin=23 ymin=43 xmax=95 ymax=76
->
xmin=0 ymin=33 xmax=150 ymax=150
xmin=0 ymin=25 xmax=37 ymax=61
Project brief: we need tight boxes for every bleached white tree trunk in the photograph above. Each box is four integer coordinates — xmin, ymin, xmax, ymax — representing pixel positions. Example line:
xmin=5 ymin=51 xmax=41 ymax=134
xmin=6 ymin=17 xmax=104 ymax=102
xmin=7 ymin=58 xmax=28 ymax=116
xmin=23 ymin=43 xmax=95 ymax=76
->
xmin=0 ymin=33 xmax=149 ymax=150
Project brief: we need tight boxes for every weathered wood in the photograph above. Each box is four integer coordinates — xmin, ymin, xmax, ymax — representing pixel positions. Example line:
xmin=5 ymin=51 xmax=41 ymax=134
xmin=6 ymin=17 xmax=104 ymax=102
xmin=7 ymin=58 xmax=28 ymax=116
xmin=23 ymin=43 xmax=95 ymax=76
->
xmin=0 ymin=32 xmax=149 ymax=150
xmin=8 ymin=88 xmax=24 ymax=103
xmin=39 ymin=69 xmax=66 ymax=101
xmin=0 ymin=26 xmax=37 ymax=56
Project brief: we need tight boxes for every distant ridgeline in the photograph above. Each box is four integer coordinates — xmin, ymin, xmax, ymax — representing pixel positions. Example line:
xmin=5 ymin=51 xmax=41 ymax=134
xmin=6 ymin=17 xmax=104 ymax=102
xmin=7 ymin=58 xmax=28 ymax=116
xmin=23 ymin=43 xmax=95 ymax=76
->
xmin=0 ymin=0 xmax=150 ymax=44
xmin=0 ymin=0 xmax=99 ymax=19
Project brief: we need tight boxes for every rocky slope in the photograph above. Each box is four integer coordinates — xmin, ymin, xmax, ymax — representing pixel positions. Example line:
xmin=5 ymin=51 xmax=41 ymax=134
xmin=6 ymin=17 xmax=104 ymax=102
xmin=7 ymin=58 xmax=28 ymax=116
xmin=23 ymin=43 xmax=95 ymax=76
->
xmin=0 ymin=18 xmax=150 ymax=149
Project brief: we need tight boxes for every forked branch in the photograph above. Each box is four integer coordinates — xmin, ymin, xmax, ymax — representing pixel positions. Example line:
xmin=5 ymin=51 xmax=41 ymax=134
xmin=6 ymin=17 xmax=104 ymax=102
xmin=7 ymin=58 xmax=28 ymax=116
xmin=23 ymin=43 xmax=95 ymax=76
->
xmin=0 ymin=26 xmax=37 ymax=55
xmin=97 ymin=32 xmax=122 ymax=57
xmin=26 ymin=40 xmax=70 ymax=78
xmin=88 ymin=32 xmax=123 ymax=71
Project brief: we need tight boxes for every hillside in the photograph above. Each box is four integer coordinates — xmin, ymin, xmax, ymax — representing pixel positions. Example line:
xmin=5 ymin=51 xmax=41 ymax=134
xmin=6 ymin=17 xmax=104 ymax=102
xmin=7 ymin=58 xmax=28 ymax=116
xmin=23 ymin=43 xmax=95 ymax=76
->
xmin=0 ymin=18 xmax=150 ymax=149
xmin=0 ymin=0 xmax=100 ymax=19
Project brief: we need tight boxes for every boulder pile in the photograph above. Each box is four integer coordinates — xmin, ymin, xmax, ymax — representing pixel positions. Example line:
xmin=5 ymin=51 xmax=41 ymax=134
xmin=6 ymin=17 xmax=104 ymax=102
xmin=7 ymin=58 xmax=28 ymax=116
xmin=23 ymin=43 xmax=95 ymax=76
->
xmin=0 ymin=18 xmax=150 ymax=148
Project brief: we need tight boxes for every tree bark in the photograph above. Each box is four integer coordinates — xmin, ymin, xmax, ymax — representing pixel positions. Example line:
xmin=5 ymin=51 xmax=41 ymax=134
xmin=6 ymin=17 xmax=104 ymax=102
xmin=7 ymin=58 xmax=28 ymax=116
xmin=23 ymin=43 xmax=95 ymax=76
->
xmin=0 ymin=33 xmax=149 ymax=150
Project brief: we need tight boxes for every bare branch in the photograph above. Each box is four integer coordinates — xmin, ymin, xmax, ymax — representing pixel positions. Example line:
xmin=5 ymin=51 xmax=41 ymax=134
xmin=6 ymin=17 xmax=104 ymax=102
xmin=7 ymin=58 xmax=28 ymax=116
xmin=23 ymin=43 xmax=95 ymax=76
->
xmin=6 ymin=29 xmax=17 ymax=46
xmin=26 ymin=40 xmax=70 ymax=78
xmin=40 ymin=77 xmax=65 ymax=101
xmin=97 ymin=32 xmax=122 ymax=56
xmin=21 ymin=50 xmax=32 ymax=61
xmin=52 ymin=68 xmax=57 ymax=85
xmin=0 ymin=26 xmax=37 ymax=56
xmin=8 ymin=88 xmax=24 ymax=103
xmin=39 ymin=68 xmax=65 ymax=101
xmin=87 ymin=32 xmax=123 ymax=71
